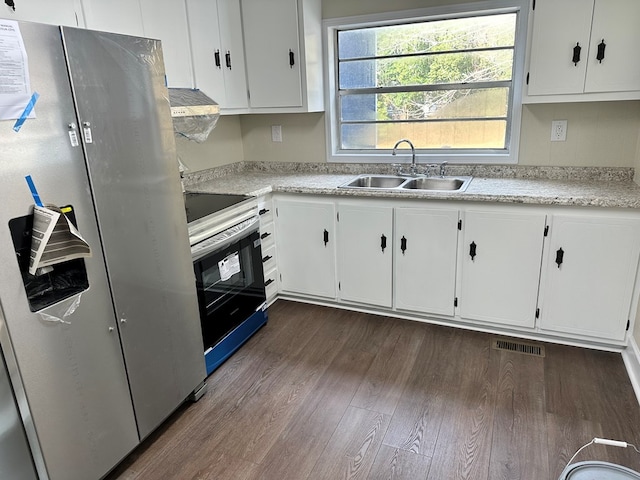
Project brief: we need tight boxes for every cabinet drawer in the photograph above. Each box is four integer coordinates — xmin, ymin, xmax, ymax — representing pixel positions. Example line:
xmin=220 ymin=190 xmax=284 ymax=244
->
xmin=260 ymin=222 xmax=276 ymax=250
xmin=264 ymin=269 xmax=278 ymax=301
xmin=261 ymin=244 xmax=277 ymax=273
xmin=258 ymin=197 xmax=274 ymax=225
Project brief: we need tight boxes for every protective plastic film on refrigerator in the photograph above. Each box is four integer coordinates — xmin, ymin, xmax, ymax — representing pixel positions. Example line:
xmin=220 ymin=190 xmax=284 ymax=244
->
xmin=0 ymin=19 xmax=206 ymax=480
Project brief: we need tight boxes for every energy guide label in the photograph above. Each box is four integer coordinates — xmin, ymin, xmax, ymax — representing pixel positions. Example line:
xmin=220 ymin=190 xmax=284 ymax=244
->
xmin=219 ymin=252 xmax=240 ymax=281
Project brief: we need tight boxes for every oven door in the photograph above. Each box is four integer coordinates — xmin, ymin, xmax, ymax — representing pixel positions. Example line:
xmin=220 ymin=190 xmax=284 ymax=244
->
xmin=193 ymin=221 xmax=266 ymax=350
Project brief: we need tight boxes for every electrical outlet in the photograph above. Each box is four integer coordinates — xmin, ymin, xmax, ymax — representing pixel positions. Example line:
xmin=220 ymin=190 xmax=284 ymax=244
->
xmin=551 ymin=120 xmax=567 ymax=142
xmin=271 ymin=125 xmax=282 ymax=142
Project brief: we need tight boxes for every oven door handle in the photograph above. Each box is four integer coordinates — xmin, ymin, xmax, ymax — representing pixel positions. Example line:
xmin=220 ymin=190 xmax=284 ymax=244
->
xmin=191 ymin=217 xmax=260 ymax=262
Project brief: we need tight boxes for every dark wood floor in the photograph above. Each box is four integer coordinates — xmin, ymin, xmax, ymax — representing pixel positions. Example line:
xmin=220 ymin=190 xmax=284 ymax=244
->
xmin=107 ymin=300 xmax=640 ymax=480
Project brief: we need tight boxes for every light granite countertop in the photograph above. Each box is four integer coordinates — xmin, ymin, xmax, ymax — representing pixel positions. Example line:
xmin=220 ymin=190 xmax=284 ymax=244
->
xmin=183 ymin=162 xmax=640 ymax=209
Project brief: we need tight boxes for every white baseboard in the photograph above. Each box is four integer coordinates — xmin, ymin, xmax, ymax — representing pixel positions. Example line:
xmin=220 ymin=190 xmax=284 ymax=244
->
xmin=622 ymin=336 xmax=640 ymax=407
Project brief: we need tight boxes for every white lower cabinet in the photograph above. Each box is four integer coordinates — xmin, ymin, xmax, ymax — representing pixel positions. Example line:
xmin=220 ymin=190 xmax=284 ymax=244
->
xmin=337 ymin=203 xmax=393 ymax=307
xmin=272 ymin=194 xmax=640 ymax=346
xmin=394 ymin=207 xmax=459 ymax=316
xmin=458 ymin=209 xmax=547 ymax=328
xmin=275 ymin=197 xmax=336 ymax=298
xmin=538 ymin=214 xmax=640 ymax=341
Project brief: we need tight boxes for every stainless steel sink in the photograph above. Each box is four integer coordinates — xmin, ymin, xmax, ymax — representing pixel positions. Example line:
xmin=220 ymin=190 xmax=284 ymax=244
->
xmin=401 ymin=176 xmax=472 ymax=192
xmin=339 ymin=174 xmax=472 ymax=192
xmin=342 ymin=175 xmax=407 ymax=188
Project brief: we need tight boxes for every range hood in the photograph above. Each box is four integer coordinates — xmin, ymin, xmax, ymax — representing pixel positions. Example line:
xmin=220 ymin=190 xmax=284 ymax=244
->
xmin=168 ymin=88 xmax=220 ymax=143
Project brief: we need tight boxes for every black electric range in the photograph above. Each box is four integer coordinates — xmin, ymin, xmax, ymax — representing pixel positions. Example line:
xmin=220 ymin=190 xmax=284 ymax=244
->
xmin=184 ymin=192 xmax=251 ymax=224
xmin=184 ymin=192 xmax=259 ymax=247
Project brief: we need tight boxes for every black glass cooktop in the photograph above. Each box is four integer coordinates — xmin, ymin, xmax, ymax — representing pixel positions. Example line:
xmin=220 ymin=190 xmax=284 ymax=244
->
xmin=184 ymin=192 xmax=250 ymax=223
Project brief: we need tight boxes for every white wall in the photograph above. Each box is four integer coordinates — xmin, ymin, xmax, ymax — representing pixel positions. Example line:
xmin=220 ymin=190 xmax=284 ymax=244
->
xmin=174 ymin=115 xmax=244 ymax=172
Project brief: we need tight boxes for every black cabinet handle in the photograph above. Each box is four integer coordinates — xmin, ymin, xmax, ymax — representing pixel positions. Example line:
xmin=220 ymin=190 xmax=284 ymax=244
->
xmin=262 ymin=255 xmax=272 ymax=263
xmin=323 ymin=229 xmax=329 ymax=246
xmin=259 ymin=208 xmax=270 ymax=215
xmin=214 ymin=49 xmax=221 ymax=68
xmin=572 ymin=42 xmax=581 ymax=65
xmin=469 ymin=241 xmax=477 ymax=260
xmin=265 ymin=278 xmax=274 ymax=287
xmin=225 ymin=51 xmax=232 ymax=69
xmin=260 ymin=232 xmax=271 ymax=240
xmin=289 ymin=49 xmax=295 ymax=68
xmin=400 ymin=236 xmax=407 ymax=255
xmin=555 ymin=248 xmax=564 ymax=268
xmin=596 ymin=39 xmax=606 ymax=63
xmin=380 ymin=234 xmax=387 ymax=253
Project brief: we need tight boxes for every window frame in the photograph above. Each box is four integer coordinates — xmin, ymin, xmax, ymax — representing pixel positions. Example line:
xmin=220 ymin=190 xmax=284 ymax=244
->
xmin=323 ymin=0 xmax=529 ymax=164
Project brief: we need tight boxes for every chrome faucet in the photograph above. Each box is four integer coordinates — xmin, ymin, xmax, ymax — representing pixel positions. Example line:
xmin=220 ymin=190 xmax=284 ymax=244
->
xmin=439 ymin=161 xmax=448 ymax=177
xmin=392 ymin=139 xmax=416 ymax=176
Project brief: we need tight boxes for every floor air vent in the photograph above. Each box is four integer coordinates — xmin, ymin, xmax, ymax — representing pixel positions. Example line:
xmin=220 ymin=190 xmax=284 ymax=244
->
xmin=492 ymin=339 xmax=545 ymax=357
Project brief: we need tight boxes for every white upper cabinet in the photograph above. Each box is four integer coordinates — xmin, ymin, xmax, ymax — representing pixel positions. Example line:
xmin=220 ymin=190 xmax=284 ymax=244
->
xmin=83 ymin=0 xmax=192 ymax=87
xmin=187 ymin=0 xmax=249 ymax=111
xmin=584 ymin=0 xmax=640 ymax=94
xmin=538 ymin=215 xmax=640 ymax=341
xmin=525 ymin=0 xmax=640 ymax=102
xmin=81 ymin=0 xmax=144 ymax=36
xmin=241 ymin=0 xmax=323 ymax=112
xmin=139 ymin=0 xmax=194 ymax=88
xmin=2 ymin=0 xmax=84 ymax=26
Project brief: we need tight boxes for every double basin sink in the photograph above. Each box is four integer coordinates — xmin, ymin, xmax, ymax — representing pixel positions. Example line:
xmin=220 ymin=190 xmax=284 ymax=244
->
xmin=339 ymin=174 xmax=472 ymax=192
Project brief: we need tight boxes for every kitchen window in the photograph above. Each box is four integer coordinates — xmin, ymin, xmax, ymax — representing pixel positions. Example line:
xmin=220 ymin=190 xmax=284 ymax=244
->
xmin=324 ymin=1 xmax=529 ymax=164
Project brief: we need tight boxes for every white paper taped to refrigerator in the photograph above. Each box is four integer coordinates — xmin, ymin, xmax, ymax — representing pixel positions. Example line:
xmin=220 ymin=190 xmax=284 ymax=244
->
xmin=29 ymin=205 xmax=92 ymax=276
xmin=0 ymin=19 xmax=35 ymax=120
xmin=219 ymin=252 xmax=240 ymax=281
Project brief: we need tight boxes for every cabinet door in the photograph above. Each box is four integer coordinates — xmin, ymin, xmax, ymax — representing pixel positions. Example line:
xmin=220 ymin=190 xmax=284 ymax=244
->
xmin=187 ymin=0 xmax=226 ymax=104
xmin=527 ymin=0 xmax=594 ymax=95
xmin=82 ymin=0 xmax=144 ymax=36
xmin=337 ymin=204 xmax=392 ymax=307
xmin=539 ymin=215 xmax=640 ymax=341
xmin=242 ymin=0 xmax=303 ymax=108
xmin=218 ymin=0 xmax=249 ymax=109
xmin=3 ymin=0 xmax=83 ymax=27
xmin=584 ymin=0 xmax=640 ymax=93
xmin=276 ymin=198 xmax=336 ymax=298
xmin=459 ymin=210 xmax=546 ymax=328
xmin=395 ymin=207 xmax=459 ymax=316
xmin=189 ymin=0 xmax=248 ymax=109
xmin=140 ymin=0 xmax=193 ymax=87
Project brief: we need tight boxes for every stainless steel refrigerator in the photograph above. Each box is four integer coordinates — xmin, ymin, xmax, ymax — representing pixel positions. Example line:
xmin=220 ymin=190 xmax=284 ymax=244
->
xmin=0 ymin=20 xmax=206 ymax=480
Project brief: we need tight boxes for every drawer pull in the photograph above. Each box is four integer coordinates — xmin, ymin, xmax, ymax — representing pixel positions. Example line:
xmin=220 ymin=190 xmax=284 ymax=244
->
xmin=265 ymin=278 xmax=275 ymax=287
xmin=261 ymin=232 xmax=271 ymax=240
xmin=262 ymin=255 xmax=272 ymax=263
xmin=259 ymin=208 xmax=270 ymax=215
